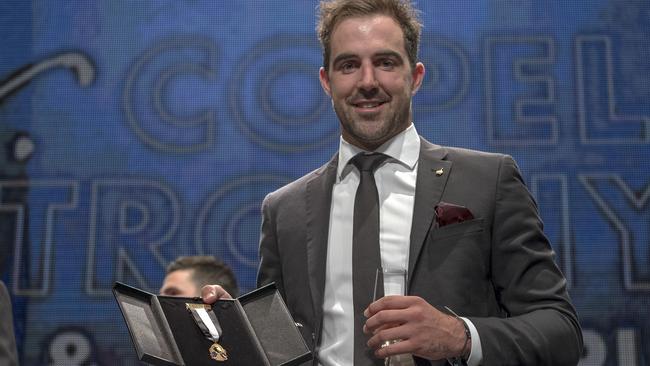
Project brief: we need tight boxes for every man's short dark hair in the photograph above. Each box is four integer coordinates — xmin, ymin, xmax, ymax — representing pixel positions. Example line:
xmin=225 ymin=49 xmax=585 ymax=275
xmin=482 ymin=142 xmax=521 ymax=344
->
xmin=317 ymin=0 xmax=422 ymax=71
xmin=166 ymin=256 xmax=240 ymax=297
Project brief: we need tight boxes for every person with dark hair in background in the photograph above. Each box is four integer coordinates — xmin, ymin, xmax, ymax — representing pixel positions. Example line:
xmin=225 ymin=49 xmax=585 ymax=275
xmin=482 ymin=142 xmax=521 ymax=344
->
xmin=203 ymin=0 xmax=582 ymax=365
xmin=0 ymin=280 xmax=19 ymax=366
xmin=160 ymin=256 xmax=239 ymax=298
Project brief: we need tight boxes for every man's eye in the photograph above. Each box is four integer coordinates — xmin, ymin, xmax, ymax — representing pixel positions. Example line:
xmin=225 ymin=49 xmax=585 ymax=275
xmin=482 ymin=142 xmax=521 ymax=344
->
xmin=379 ymin=59 xmax=395 ymax=69
xmin=340 ymin=62 xmax=356 ymax=73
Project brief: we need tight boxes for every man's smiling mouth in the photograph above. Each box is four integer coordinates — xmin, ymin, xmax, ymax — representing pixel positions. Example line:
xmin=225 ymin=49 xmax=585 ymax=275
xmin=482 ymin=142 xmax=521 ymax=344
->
xmin=351 ymin=100 xmax=388 ymax=110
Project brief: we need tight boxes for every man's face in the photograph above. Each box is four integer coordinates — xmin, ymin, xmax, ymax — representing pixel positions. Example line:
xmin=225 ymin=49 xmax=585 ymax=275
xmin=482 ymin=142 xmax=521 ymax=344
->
xmin=160 ymin=269 xmax=199 ymax=297
xmin=319 ymin=14 xmax=425 ymax=151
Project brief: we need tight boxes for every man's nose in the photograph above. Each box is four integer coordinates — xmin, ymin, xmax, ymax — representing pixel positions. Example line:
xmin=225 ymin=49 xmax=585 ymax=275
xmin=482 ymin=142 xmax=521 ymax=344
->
xmin=357 ymin=63 xmax=378 ymax=91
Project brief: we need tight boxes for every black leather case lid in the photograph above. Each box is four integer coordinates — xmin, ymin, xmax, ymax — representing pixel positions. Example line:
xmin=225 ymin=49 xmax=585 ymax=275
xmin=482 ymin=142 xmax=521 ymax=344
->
xmin=240 ymin=283 xmax=312 ymax=366
xmin=113 ymin=283 xmax=182 ymax=365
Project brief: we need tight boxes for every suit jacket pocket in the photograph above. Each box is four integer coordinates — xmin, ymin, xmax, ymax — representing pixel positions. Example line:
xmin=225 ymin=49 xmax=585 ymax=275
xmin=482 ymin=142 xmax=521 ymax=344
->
xmin=415 ymin=217 xmax=489 ymax=311
xmin=430 ymin=217 xmax=484 ymax=241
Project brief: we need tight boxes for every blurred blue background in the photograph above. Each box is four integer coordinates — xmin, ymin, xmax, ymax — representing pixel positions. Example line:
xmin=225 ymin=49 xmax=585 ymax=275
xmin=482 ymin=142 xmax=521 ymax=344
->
xmin=1 ymin=1 xmax=648 ymax=365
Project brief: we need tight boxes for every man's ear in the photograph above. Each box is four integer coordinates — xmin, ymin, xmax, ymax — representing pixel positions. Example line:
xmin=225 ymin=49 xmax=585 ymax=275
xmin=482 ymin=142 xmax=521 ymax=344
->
xmin=319 ymin=67 xmax=332 ymax=96
xmin=410 ymin=62 xmax=425 ymax=96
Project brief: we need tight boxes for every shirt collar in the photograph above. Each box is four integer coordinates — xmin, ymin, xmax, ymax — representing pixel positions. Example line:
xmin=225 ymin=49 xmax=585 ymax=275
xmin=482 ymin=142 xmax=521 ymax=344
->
xmin=337 ymin=124 xmax=420 ymax=180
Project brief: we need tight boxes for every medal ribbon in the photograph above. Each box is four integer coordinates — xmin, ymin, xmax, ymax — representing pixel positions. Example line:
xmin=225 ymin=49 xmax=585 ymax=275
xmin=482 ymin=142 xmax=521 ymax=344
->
xmin=186 ymin=303 xmax=222 ymax=343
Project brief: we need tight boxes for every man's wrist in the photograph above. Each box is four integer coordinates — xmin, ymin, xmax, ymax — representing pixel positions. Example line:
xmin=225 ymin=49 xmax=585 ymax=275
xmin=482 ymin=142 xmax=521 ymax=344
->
xmin=459 ymin=318 xmax=471 ymax=359
xmin=443 ymin=306 xmax=472 ymax=361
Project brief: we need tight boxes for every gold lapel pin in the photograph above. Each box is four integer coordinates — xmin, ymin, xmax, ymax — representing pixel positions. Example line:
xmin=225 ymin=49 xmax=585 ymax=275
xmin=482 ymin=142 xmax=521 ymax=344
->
xmin=434 ymin=168 xmax=444 ymax=176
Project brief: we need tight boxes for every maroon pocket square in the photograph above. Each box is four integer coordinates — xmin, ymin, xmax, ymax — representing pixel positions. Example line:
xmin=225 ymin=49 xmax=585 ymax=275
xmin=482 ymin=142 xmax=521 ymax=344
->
xmin=434 ymin=201 xmax=475 ymax=227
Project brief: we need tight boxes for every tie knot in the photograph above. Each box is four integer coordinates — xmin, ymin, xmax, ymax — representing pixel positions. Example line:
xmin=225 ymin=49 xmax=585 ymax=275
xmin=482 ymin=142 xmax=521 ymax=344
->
xmin=350 ymin=153 xmax=389 ymax=172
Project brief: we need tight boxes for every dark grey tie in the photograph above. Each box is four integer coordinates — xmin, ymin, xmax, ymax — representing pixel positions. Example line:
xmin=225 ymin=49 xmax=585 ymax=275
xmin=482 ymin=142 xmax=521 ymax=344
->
xmin=351 ymin=152 xmax=389 ymax=366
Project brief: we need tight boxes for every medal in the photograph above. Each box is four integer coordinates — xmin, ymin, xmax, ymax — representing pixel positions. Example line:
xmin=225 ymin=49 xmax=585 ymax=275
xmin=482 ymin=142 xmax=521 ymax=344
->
xmin=186 ymin=303 xmax=228 ymax=362
xmin=209 ymin=342 xmax=228 ymax=361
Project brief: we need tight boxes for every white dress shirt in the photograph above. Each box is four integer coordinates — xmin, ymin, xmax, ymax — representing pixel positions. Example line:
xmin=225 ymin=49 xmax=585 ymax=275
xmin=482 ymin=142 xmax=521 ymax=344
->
xmin=318 ymin=125 xmax=482 ymax=366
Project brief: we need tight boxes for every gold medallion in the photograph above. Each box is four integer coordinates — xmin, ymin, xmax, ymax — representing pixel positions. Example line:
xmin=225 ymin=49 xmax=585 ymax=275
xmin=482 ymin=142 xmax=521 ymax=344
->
xmin=209 ymin=342 xmax=228 ymax=362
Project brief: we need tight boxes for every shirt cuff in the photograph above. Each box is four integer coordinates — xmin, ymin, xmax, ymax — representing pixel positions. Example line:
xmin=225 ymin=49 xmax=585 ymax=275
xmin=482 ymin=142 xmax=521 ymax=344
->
xmin=460 ymin=317 xmax=483 ymax=366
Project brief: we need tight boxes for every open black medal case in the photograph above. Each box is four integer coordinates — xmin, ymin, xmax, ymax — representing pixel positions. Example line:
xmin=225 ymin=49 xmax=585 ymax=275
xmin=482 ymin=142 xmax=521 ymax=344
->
xmin=113 ymin=282 xmax=312 ymax=366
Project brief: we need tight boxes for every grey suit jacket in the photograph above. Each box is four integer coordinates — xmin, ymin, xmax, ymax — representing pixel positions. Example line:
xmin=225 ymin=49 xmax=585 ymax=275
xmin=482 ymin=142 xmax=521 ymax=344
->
xmin=257 ymin=137 xmax=583 ymax=365
xmin=0 ymin=281 xmax=18 ymax=366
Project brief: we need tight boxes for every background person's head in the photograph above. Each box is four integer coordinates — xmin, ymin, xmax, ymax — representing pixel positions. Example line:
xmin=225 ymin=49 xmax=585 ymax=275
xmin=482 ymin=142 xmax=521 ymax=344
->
xmin=317 ymin=0 xmax=422 ymax=71
xmin=160 ymin=256 xmax=239 ymax=297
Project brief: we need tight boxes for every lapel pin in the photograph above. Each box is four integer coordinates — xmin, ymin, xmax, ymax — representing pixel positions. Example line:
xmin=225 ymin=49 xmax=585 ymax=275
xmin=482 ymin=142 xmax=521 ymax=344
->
xmin=435 ymin=168 xmax=444 ymax=176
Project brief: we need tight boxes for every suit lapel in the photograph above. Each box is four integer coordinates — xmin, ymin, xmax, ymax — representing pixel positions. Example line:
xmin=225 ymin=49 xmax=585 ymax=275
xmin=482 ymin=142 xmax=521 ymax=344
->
xmin=408 ymin=138 xmax=451 ymax=289
xmin=305 ymin=153 xmax=338 ymax=342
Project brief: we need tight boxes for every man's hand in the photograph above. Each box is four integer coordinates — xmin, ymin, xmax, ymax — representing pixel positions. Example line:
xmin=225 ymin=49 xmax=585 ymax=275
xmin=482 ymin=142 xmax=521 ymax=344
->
xmin=363 ymin=296 xmax=469 ymax=361
xmin=201 ymin=285 xmax=233 ymax=304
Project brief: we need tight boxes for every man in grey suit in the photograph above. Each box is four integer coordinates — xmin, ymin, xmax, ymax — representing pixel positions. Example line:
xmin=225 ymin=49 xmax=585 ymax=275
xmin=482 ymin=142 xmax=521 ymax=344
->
xmin=204 ymin=0 xmax=583 ymax=365
xmin=0 ymin=280 xmax=19 ymax=366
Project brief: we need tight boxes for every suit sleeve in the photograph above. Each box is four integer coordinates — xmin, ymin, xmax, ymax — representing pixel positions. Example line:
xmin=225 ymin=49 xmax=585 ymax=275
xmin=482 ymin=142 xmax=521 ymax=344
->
xmin=468 ymin=155 xmax=583 ymax=365
xmin=256 ymin=193 xmax=285 ymax=298
xmin=0 ymin=281 xmax=19 ymax=366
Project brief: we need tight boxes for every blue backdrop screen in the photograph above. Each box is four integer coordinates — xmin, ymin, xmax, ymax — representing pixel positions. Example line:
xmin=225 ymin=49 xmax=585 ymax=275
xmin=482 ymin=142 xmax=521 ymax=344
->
xmin=1 ymin=1 xmax=649 ymax=365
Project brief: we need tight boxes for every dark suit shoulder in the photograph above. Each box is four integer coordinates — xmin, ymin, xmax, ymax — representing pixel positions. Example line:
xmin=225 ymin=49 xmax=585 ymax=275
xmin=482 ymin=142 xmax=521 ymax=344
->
xmin=264 ymin=166 xmax=319 ymax=204
xmin=442 ymin=145 xmax=509 ymax=161
xmin=263 ymin=155 xmax=337 ymax=205
xmin=419 ymin=137 xmax=510 ymax=163
xmin=435 ymin=144 xmax=516 ymax=178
